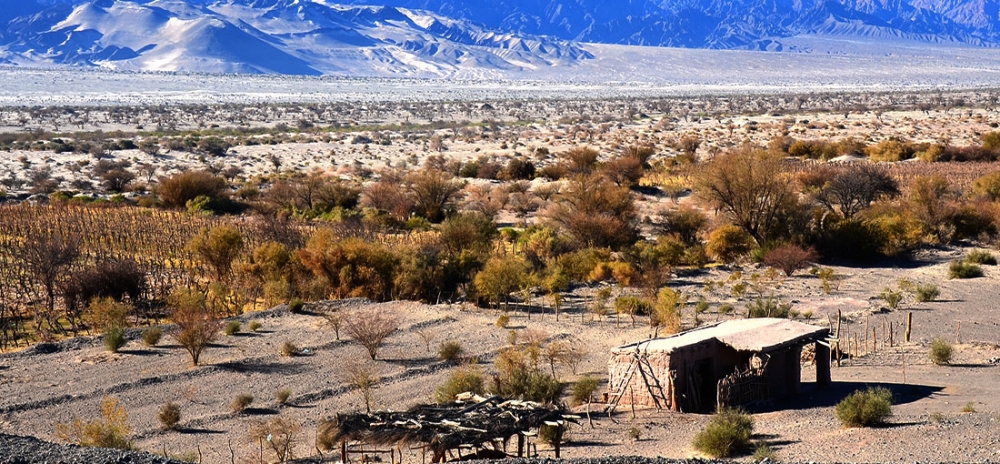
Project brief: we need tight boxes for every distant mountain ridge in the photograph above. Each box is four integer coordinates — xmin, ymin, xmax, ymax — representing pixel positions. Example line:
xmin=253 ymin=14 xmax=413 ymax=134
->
xmin=2 ymin=0 xmax=1000 ymax=76
xmin=0 ymin=0 xmax=592 ymax=76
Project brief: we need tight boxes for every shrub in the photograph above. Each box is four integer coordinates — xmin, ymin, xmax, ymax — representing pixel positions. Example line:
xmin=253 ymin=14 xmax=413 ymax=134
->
xmin=753 ymin=442 xmax=776 ymax=462
xmin=279 ymin=341 xmax=300 ymax=357
xmin=614 ymin=296 xmax=652 ymax=326
xmin=224 ymin=321 xmax=241 ymax=336
xmin=343 ymin=308 xmax=399 ymax=360
xmin=706 ymin=224 xmax=753 ymax=263
xmin=170 ymin=287 xmax=221 ymax=366
xmin=914 ymin=283 xmax=940 ymax=302
xmin=231 ymin=394 xmax=254 ymax=414
xmin=157 ymin=170 xmax=228 ymax=209
xmin=746 ymin=296 xmax=791 ymax=318
xmin=966 ymin=250 xmax=997 ymax=265
xmin=249 ymin=416 xmax=302 ymax=463
xmin=141 ymin=327 xmax=162 ymax=347
xmin=538 ymin=423 xmax=569 ymax=446
xmin=435 ymin=364 xmax=486 ymax=403
xmin=878 ymin=287 xmax=904 ymax=310
xmin=495 ymin=314 xmax=510 ymax=328
xmin=962 ymin=401 xmax=976 ymax=413
xmin=103 ymin=327 xmax=127 ymax=353
xmin=692 ymin=408 xmax=754 ymax=458
xmin=186 ymin=226 xmax=245 ymax=282
xmin=55 ymin=396 xmax=132 ymax=450
xmin=158 ymin=402 xmax=181 ymax=431
xmin=287 ymin=298 xmax=305 ymax=314
xmin=835 ymin=387 xmax=893 ymax=427
xmin=763 ymin=244 xmax=817 ymax=276
xmin=248 ymin=320 xmax=262 ymax=332
xmin=439 ymin=341 xmax=463 ymax=362
xmin=930 ymin=338 xmax=953 ymax=365
xmin=492 ymin=346 xmax=564 ymax=403
xmin=570 ymin=375 xmax=600 ymax=406
xmin=344 ymin=363 xmax=380 ymax=413
xmin=949 ymin=260 xmax=984 ymax=279
xmin=627 ymin=427 xmax=642 ymax=441
xmin=275 ymin=389 xmax=292 ymax=406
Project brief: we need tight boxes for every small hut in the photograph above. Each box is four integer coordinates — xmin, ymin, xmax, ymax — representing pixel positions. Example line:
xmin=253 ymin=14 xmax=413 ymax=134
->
xmin=318 ymin=394 xmax=578 ymax=463
xmin=607 ymin=318 xmax=831 ymax=413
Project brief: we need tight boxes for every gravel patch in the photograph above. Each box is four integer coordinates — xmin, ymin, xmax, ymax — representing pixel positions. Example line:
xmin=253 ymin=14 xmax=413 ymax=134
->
xmin=0 ymin=433 xmax=186 ymax=464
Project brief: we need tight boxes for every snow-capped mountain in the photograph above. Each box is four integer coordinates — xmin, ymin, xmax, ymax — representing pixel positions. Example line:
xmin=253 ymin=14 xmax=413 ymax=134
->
xmin=334 ymin=0 xmax=1000 ymax=49
xmin=0 ymin=0 xmax=592 ymax=76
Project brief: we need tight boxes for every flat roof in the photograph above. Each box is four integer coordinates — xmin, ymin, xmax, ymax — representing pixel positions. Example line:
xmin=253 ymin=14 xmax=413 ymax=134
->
xmin=613 ymin=318 xmax=829 ymax=354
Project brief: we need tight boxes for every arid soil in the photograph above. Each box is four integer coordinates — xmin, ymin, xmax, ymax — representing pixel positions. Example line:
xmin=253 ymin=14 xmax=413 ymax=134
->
xmin=2 ymin=246 xmax=1000 ymax=463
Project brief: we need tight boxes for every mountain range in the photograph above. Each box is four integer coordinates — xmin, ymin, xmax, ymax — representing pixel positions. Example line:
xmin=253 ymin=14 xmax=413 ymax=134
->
xmin=1 ymin=0 xmax=999 ymax=76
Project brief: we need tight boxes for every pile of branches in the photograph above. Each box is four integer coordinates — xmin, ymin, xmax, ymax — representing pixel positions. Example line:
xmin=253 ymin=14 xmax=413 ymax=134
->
xmin=318 ymin=394 xmax=577 ymax=456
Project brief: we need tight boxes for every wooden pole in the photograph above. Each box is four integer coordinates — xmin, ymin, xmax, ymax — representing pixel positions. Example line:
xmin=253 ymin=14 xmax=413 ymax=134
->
xmin=341 ymin=440 xmax=348 ymax=464
xmin=836 ymin=310 xmax=843 ymax=367
xmin=554 ymin=427 xmax=562 ymax=458
xmin=905 ymin=312 xmax=912 ymax=343
xmin=957 ymin=321 xmax=962 ymax=344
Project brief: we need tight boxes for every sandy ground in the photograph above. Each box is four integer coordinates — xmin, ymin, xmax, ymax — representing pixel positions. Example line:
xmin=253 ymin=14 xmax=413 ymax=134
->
xmin=1 ymin=246 xmax=1000 ymax=463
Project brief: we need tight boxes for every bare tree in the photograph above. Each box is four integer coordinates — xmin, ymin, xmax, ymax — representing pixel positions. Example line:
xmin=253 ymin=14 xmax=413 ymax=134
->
xmin=169 ymin=288 xmax=221 ymax=366
xmin=815 ymin=163 xmax=900 ymax=218
xmin=344 ymin=308 xmax=399 ymax=360
xmin=344 ymin=362 xmax=380 ymax=413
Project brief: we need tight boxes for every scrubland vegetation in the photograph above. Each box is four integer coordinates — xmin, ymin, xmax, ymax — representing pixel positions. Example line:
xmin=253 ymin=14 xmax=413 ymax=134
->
xmin=2 ymin=90 xmax=1000 ymax=461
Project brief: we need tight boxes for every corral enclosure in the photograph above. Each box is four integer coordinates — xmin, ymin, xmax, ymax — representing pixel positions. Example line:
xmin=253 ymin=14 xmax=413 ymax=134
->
xmin=608 ymin=319 xmax=830 ymax=413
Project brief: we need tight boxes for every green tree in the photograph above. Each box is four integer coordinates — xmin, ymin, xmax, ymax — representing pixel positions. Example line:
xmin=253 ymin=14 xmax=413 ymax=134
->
xmin=473 ymin=255 xmax=530 ymax=309
xmin=186 ymin=225 xmax=245 ymax=282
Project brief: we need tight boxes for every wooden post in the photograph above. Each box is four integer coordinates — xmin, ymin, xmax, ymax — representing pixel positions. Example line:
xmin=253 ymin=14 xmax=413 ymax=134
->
xmin=905 ymin=312 xmax=912 ymax=343
xmin=517 ymin=434 xmax=524 ymax=457
xmin=554 ymin=427 xmax=562 ymax=458
xmin=957 ymin=321 xmax=962 ymax=344
xmin=836 ymin=310 xmax=843 ymax=367
xmin=341 ymin=440 xmax=348 ymax=464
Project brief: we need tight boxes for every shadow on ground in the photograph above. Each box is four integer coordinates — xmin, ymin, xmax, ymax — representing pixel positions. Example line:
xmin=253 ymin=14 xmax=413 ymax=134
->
xmin=770 ymin=381 xmax=943 ymax=412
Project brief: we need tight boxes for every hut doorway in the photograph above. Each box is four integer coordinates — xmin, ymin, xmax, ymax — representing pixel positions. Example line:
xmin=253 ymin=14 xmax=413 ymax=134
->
xmin=695 ymin=358 xmax=715 ymax=413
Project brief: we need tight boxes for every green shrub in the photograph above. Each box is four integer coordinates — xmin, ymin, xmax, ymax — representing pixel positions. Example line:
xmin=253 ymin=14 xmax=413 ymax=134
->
xmin=104 ymin=328 xmax=127 ymax=353
xmin=835 ymin=387 xmax=893 ymax=427
xmin=141 ymin=327 xmax=162 ymax=347
xmin=287 ymin=298 xmax=305 ymax=314
xmin=878 ymin=287 xmax=904 ymax=310
xmin=248 ymin=320 xmax=262 ymax=332
xmin=224 ymin=321 xmax=241 ymax=336
xmin=930 ymin=338 xmax=953 ymax=365
xmin=538 ymin=423 xmax=569 ymax=446
xmin=438 ymin=341 xmax=463 ymax=362
xmin=495 ymin=314 xmax=510 ymax=328
xmin=435 ymin=364 xmax=485 ymax=403
xmin=746 ymin=296 xmax=791 ymax=318
xmin=231 ymin=394 xmax=254 ymax=414
xmin=158 ymin=402 xmax=181 ymax=431
xmin=966 ymin=250 xmax=997 ymax=265
xmin=949 ymin=260 xmax=984 ymax=279
xmin=571 ymin=376 xmax=600 ymax=406
xmin=627 ymin=427 xmax=642 ymax=441
xmin=275 ymin=389 xmax=292 ymax=406
xmin=692 ymin=408 xmax=754 ymax=458
xmin=753 ymin=442 xmax=776 ymax=462
xmin=914 ymin=283 xmax=940 ymax=302
xmin=706 ymin=224 xmax=753 ymax=263
xmin=962 ymin=401 xmax=976 ymax=413
xmin=55 ymin=396 xmax=133 ymax=450
xmin=492 ymin=347 xmax=564 ymax=403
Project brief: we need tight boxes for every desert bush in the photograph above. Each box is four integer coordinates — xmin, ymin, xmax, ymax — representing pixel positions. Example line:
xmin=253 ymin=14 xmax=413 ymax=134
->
xmin=157 ymin=170 xmax=228 ymax=209
xmin=500 ymin=158 xmax=536 ymax=181
xmin=186 ymin=225 xmax=244 ymax=282
xmin=546 ymin=173 xmax=638 ymax=250
xmin=930 ymin=338 xmax=953 ymax=365
xmin=343 ymin=307 xmax=399 ymax=360
xmin=694 ymin=146 xmax=797 ymax=245
xmin=813 ymin=163 xmax=900 ymax=219
xmin=287 ymin=297 xmax=305 ymax=313
xmin=85 ymin=297 xmax=132 ymax=334
xmin=658 ymin=206 xmax=708 ymax=246
xmin=344 ymin=362 xmax=380 ymax=413
xmin=692 ymin=408 xmax=754 ymax=458
xmin=55 ymin=396 xmax=132 ymax=450
xmin=538 ymin=423 xmax=569 ymax=446
xmin=614 ymin=296 xmax=651 ymax=326
xmin=249 ymin=416 xmax=301 ymax=462
xmin=158 ymin=402 xmax=181 ymax=431
xmin=706 ymin=224 xmax=753 ymax=263
xmin=949 ymin=260 xmax=984 ymax=279
xmin=914 ymin=283 xmax=940 ymax=302
xmin=474 ymin=255 xmax=530 ymax=309
xmin=971 ymin=171 xmax=1000 ymax=201
xmin=298 ymin=232 xmax=398 ymax=301
xmin=746 ymin=296 xmax=791 ymax=318
xmin=439 ymin=341 xmax=463 ymax=362
xmin=231 ymin=394 xmax=254 ymax=414
xmin=64 ymin=260 xmax=145 ymax=325
xmin=103 ymin=328 xmax=127 ymax=353
xmin=141 ymin=327 xmax=162 ymax=347
xmin=864 ymin=139 xmax=914 ymax=162
xmin=962 ymin=401 xmax=977 ymax=413
xmin=966 ymin=250 xmax=997 ymax=265
xmin=836 ymin=387 xmax=892 ymax=427
xmin=224 ymin=321 xmax=241 ymax=336
xmin=248 ymin=320 xmax=262 ymax=332
xmin=763 ymin=243 xmax=818 ymax=276
xmin=495 ymin=314 xmax=510 ymax=328
xmin=571 ymin=375 xmax=600 ymax=406
xmin=407 ymin=169 xmax=464 ymax=223
xmin=275 ymin=389 xmax=292 ymax=405
xmin=492 ymin=346 xmax=564 ymax=403
xmin=435 ymin=363 xmax=486 ymax=403
xmin=602 ymin=155 xmax=644 ymax=187
xmin=753 ymin=442 xmax=777 ymax=462
xmin=279 ymin=341 xmax=300 ymax=357
xmin=878 ymin=287 xmax=904 ymax=310
xmin=169 ymin=287 xmax=221 ymax=366
xmin=439 ymin=212 xmax=497 ymax=255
